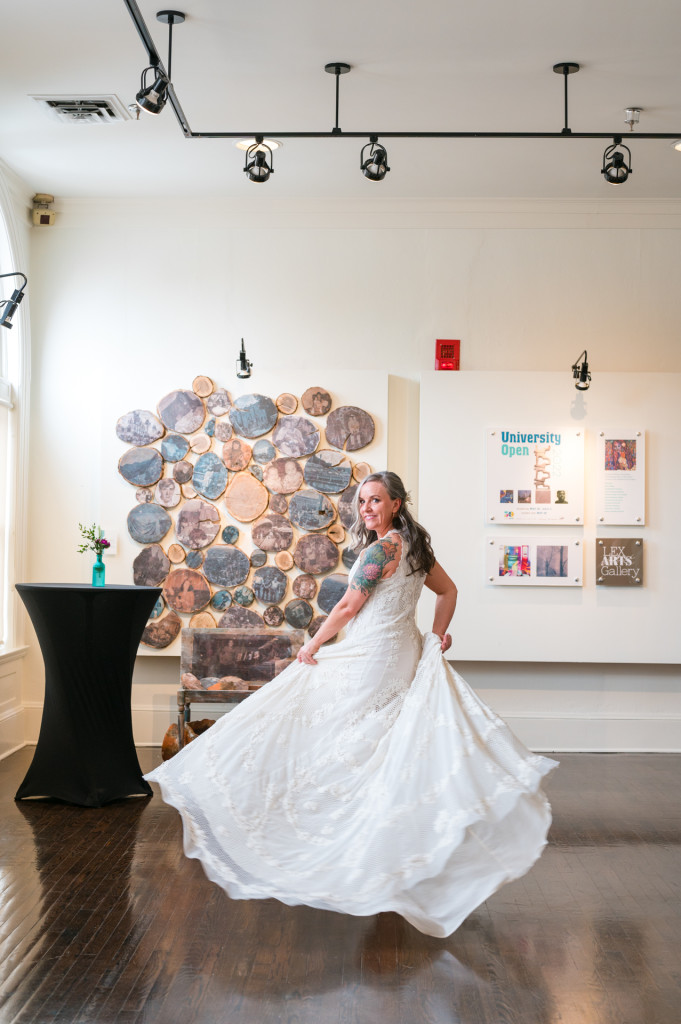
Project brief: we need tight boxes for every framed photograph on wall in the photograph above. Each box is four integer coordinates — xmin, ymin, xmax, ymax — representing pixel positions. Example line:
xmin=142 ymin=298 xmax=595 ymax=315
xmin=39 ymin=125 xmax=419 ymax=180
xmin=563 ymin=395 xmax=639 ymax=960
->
xmin=486 ymin=537 xmax=582 ymax=586
xmin=486 ymin=428 xmax=584 ymax=525
xmin=595 ymin=430 xmax=645 ymax=525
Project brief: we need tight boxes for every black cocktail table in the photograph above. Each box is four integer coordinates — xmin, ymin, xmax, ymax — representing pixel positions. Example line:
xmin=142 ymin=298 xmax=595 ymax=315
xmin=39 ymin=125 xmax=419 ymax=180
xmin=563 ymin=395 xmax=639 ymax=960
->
xmin=15 ymin=583 xmax=161 ymax=806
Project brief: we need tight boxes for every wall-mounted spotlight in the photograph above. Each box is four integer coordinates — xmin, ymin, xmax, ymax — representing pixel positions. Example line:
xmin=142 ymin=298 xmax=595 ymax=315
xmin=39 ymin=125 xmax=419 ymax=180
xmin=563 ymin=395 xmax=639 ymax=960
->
xmin=0 ymin=272 xmax=28 ymax=329
xmin=136 ymin=65 xmax=170 ymax=114
xmin=244 ymin=137 xmax=274 ymax=183
xmin=360 ymin=136 xmax=390 ymax=181
xmin=236 ymin=339 xmax=252 ymax=379
xmin=602 ymin=137 xmax=632 ymax=185
xmin=571 ymin=350 xmax=591 ymax=391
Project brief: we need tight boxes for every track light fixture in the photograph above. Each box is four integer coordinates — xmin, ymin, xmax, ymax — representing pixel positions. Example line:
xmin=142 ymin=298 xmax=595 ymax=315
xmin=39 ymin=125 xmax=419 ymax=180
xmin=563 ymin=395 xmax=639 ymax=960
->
xmin=136 ymin=65 xmax=169 ymax=114
xmin=360 ymin=137 xmax=390 ymax=181
xmin=244 ymin=137 xmax=274 ymax=183
xmin=0 ymin=272 xmax=27 ymax=330
xmin=236 ymin=339 xmax=252 ymax=379
xmin=122 ymin=4 xmax=681 ymax=186
xmin=602 ymin=137 xmax=632 ymax=185
xmin=571 ymin=350 xmax=591 ymax=391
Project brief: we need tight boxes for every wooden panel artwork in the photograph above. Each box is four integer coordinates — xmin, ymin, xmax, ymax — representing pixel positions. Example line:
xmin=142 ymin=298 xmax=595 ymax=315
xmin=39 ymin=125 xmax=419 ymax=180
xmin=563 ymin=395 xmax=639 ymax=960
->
xmin=318 ymin=573 xmax=349 ymax=613
xmin=189 ymin=434 xmax=211 ymax=455
xmin=250 ymin=549 xmax=267 ymax=567
xmin=293 ymin=534 xmax=339 ymax=575
xmin=217 ymin=607 xmax=263 ymax=629
xmin=172 ymin=460 xmax=194 ymax=484
xmin=292 ymin=573 xmax=317 ymax=599
xmin=222 ymin=437 xmax=252 ymax=471
xmin=167 ymin=544 xmax=186 ymax=564
xmin=289 ymin=490 xmax=336 ymax=532
xmin=116 ymin=410 xmax=165 ymax=447
xmin=276 ymin=392 xmax=298 ymax=414
xmin=155 ymin=478 xmax=182 ymax=508
xmin=272 ymin=416 xmax=320 ymax=458
xmin=262 ymin=458 xmax=303 ymax=494
xmin=192 ymin=452 xmax=229 ymax=500
xmin=338 ymin=485 xmax=358 ymax=529
xmin=181 ymin=627 xmax=304 ymax=684
xmin=263 ymin=605 xmax=284 ymax=626
xmin=141 ymin=609 xmax=182 ymax=648
xmin=224 ymin=472 xmax=269 ymax=522
xmin=163 ymin=569 xmax=211 ymax=614
xmin=175 ymin=499 xmax=221 ymax=549
xmin=284 ymin=599 xmax=313 ymax=629
xmin=118 ymin=447 xmax=164 ymax=487
xmin=274 ymin=550 xmax=294 ymax=571
xmin=214 ymin=420 xmax=233 ymax=442
xmin=304 ymin=450 xmax=352 ymax=493
xmin=301 ymin=387 xmax=332 ymax=417
xmin=269 ymin=493 xmax=288 ymax=514
xmin=161 ymin=434 xmax=190 ymax=462
xmin=132 ymin=544 xmax=170 ymax=587
xmin=202 ymin=545 xmax=250 ymax=587
xmin=251 ymin=512 xmax=294 ymax=551
xmin=325 ymin=406 xmax=375 ymax=451
xmin=192 ymin=375 xmax=214 ymax=398
xmin=252 ymin=566 xmax=288 ymax=604
xmin=206 ymin=388 xmax=232 ymax=416
xmin=158 ymin=389 xmax=206 ymax=434
xmin=229 ymin=394 xmax=278 ymax=438
xmin=253 ymin=439 xmax=276 ymax=463
xmin=127 ymin=503 xmax=172 ymax=544
xmin=234 ymin=585 xmax=255 ymax=607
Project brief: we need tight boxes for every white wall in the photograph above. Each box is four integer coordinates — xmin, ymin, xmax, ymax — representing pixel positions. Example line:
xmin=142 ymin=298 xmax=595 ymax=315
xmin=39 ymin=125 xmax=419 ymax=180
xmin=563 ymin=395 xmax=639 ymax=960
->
xmin=19 ymin=195 xmax=681 ymax=751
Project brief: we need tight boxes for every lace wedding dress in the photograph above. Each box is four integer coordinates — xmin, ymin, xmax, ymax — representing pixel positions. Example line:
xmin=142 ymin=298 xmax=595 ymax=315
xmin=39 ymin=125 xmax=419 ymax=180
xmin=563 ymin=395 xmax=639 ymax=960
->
xmin=146 ymin=535 xmax=557 ymax=937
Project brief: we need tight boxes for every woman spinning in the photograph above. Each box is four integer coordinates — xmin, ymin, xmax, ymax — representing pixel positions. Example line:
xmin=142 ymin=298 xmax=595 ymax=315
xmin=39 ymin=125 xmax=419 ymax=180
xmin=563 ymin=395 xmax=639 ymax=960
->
xmin=146 ymin=471 xmax=556 ymax=937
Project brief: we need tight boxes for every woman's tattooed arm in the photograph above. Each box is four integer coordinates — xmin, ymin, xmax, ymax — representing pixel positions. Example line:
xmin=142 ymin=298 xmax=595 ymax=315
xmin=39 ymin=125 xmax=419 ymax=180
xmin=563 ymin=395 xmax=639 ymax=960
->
xmin=349 ymin=538 xmax=399 ymax=597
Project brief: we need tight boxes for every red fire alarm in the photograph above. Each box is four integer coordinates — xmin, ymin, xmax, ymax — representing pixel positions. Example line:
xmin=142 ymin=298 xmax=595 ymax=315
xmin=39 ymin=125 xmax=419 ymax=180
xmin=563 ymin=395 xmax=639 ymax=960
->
xmin=435 ymin=339 xmax=460 ymax=370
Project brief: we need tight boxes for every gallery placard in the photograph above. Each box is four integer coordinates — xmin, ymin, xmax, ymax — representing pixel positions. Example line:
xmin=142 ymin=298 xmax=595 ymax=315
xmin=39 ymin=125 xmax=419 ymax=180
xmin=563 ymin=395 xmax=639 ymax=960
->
xmin=595 ymin=430 xmax=645 ymax=525
xmin=595 ymin=538 xmax=643 ymax=586
xmin=486 ymin=538 xmax=582 ymax=586
xmin=486 ymin=428 xmax=584 ymax=525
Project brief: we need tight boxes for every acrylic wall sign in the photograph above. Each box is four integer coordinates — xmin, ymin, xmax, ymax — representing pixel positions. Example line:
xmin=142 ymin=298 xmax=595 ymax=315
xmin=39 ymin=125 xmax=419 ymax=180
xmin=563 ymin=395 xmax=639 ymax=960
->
xmin=595 ymin=538 xmax=643 ymax=586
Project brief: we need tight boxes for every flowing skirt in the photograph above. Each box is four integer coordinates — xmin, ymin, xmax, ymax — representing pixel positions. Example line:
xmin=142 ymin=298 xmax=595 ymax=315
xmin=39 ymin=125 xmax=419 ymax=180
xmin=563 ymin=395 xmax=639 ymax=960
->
xmin=146 ymin=632 xmax=557 ymax=937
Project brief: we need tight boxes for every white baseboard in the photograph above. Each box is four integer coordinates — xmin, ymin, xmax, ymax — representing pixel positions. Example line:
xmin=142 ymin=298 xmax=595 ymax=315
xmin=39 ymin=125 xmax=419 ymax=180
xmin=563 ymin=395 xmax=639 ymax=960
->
xmin=0 ymin=706 xmax=26 ymax=761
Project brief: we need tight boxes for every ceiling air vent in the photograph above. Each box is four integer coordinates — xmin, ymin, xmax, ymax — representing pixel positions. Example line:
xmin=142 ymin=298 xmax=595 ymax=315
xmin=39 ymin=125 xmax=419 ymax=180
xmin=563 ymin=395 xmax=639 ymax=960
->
xmin=31 ymin=95 xmax=131 ymax=125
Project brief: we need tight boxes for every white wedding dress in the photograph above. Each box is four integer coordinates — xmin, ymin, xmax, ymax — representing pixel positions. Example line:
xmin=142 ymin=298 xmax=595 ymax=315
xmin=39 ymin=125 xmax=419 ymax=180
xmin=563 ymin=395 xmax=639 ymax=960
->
xmin=146 ymin=534 xmax=557 ymax=937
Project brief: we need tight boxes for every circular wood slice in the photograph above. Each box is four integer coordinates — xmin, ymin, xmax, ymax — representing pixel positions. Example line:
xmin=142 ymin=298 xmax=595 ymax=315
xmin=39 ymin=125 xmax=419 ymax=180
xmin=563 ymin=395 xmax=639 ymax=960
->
xmin=189 ymin=610 xmax=216 ymax=628
xmin=141 ymin=609 xmax=182 ymax=649
xmin=193 ymin=452 xmax=229 ymax=500
xmin=250 ymin=464 xmax=263 ymax=481
xmin=192 ymin=375 xmax=214 ymax=398
xmin=182 ymin=483 xmax=198 ymax=499
xmin=214 ymin=419 xmax=233 ymax=442
xmin=133 ymin=544 xmax=170 ymax=587
xmin=149 ymin=595 xmax=165 ymax=619
xmin=167 ymin=543 xmax=186 ymax=564
xmin=253 ymin=439 xmax=276 ymax=463
xmin=308 ymin=615 xmax=336 ymax=643
xmin=342 ymin=546 xmax=359 ymax=569
xmin=136 ymin=487 xmax=154 ymax=504
xmin=252 ymin=566 xmax=288 ymax=605
xmin=269 ymin=493 xmax=288 ymax=514
xmin=163 ymin=568 xmax=211 ymax=614
xmin=127 ymin=503 xmax=172 ymax=544
xmin=273 ymin=415 xmax=320 ymax=458
xmin=318 ymin=573 xmax=349 ymax=614
xmin=327 ymin=522 xmax=345 ymax=543
xmin=119 ymin=446 xmax=164 ymax=487
xmin=263 ymin=605 xmax=284 ymax=627
xmin=301 ymin=387 xmax=332 ymax=417
xmin=204 ymin=418 xmax=215 ymax=438
xmin=276 ymin=392 xmax=298 ymax=414
xmin=229 ymin=394 xmax=278 ymax=438
xmin=155 ymin=477 xmax=182 ymax=508
xmin=353 ymin=461 xmax=372 ymax=482
xmin=116 ymin=409 xmax=165 ymax=447
xmin=211 ymin=589 xmax=232 ymax=611
xmin=338 ymin=485 xmax=358 ymax=529
xmin=175 ymin=499 xmax=221 ymax=549
xmin=185 ymin=550 xmax=204 ymax=569
xmin=222 ymin=437 xmax=252 ymax=471
xmin=326 ymin=406 xmax=375 ymax=452
xmin=173 ymin=460 xmax=193 ymax=484
xmin=252 ymin=512 xmax=294 ymax=552
xmin=293 ymin=534 xmax=339 ymax=575
xmin=224 ymin=472 xmax=269 ymax=522
xmin=206 ymin=388 xmax=232 ymax=417
xmin=250 ymin=549 xmax=267 ymax=568
xmin=203 ymin=545 xmax=251 ymax=588
xmin=222 ymin=525 xmax=239 ymax=545
xmin=158 ymin=389 xmax=206 ymax=434
xmin=289 ymin=490 xmax=336 ymax=532
xmin=263 ymin=457 xmax=304 ymax=495
xmin=190 ymin=434 xmax=212 ymax=454
xmin=285 ymin=598 xmax=313 ymax=629
xmin=161 ymin=433 xmax=190 ymax=462
xmin=304 ymin=450 xmax=352 ymax=493
xmin=275 ymin=550 xmax=294 ymax=571
xmin=217 ymin=607 xmax=263 ymax=629
xmin=293 ymin=573 xmax=317 ymax=599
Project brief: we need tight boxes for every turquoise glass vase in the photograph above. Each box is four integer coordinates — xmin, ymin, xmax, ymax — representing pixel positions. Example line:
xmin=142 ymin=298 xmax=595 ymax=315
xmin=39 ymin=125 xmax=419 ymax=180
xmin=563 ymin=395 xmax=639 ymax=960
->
xmin=92 ymin=550 xmax=105 ymax=587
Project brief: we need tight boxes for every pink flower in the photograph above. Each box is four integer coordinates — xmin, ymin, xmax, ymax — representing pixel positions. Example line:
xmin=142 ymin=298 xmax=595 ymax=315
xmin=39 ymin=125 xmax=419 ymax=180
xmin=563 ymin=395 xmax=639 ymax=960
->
xmin=99 ymin=539 xmax=111 ymax=549
xmin=363 ymin=563 xmax=381 ymax=580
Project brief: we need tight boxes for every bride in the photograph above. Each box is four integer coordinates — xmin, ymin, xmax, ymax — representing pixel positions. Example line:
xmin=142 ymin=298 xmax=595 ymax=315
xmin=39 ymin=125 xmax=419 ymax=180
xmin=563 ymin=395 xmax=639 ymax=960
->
xmin=145 ymin=471 xmax=557 ymax=937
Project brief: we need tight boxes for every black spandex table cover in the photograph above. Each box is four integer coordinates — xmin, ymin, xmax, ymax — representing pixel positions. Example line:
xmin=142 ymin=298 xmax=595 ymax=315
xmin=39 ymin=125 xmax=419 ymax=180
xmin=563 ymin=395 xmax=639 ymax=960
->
xmin=15 ymin=584 xmax=161 ymax=807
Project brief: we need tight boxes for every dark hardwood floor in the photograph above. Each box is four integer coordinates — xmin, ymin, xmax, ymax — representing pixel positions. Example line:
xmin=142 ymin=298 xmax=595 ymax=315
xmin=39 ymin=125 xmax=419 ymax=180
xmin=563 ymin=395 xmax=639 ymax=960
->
xmin=1 ymin=748 xmax=679 ymax=1024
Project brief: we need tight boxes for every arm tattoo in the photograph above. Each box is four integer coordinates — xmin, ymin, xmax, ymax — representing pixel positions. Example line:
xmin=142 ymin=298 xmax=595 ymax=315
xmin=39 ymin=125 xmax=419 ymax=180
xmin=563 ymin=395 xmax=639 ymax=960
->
xmin=350 ymin=539 xmax=398 ymax=598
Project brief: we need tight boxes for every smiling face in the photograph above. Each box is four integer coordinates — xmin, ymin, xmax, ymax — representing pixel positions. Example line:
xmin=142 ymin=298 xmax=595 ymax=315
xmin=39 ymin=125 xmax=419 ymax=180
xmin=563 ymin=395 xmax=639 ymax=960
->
xmin=358 ymin=480 xmax=401 ymax=538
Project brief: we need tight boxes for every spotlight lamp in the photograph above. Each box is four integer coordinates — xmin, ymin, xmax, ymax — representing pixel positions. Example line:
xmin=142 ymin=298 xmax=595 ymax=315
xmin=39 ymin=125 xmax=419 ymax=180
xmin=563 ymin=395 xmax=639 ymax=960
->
xmin=244 ymin=137 xmax=274 ymax=183
xmin=602 ymin=137 xmax=632 ymax=185
xmin=360 ymin=136 xmax=390 ymax=181
xmin=236 ymin=339 xmax=252 ymax=379
xmin=0 ymin=272 xmax=28 ymax=330
xmin=136 ymin=65 xmax=170 ymax=114
xmin=571 ymin=350 xmax=591 ymax=391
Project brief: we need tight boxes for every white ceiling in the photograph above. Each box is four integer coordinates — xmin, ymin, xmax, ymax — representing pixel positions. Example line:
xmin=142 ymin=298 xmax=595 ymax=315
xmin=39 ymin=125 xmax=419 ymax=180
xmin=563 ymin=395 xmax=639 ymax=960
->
xmin=2 ymin=0 xmax=681 ymax=200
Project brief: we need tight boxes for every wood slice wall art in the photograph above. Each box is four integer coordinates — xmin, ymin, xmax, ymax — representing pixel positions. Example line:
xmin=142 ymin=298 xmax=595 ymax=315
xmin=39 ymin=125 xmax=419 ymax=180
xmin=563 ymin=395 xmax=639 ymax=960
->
xmin=117 ymin=378 xmax=377 ymax=649
xmin=116 ymin=410 xmax=165 ymax=447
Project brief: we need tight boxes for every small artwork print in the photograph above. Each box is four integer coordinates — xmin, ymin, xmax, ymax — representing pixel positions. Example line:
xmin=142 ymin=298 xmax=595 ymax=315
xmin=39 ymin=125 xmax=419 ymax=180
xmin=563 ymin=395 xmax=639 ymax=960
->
xmin=517 ymin=489 xmax=532 ymax=504
xmin=500 ymin=489 xmax=514 ymax=504
xmin=536 ymin=545 xmax=568 ymax=578
xmin=605 ymin=439 xmax=636 ymax=472
xmin=535 ymin=489 xmax=551 ymax=504
xmin=554 ymin=490 xmax=568 ymax=504
xmin=498 ymin=545 xmax=531 ymax=577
